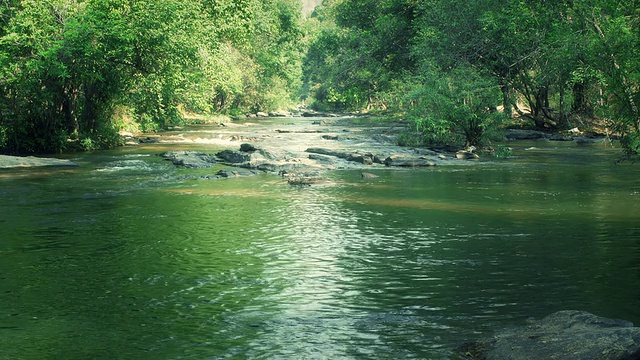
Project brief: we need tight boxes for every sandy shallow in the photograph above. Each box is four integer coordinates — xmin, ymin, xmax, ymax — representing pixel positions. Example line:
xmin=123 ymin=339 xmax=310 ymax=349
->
xmin=0 ymin=155 xmax=77 ymax=169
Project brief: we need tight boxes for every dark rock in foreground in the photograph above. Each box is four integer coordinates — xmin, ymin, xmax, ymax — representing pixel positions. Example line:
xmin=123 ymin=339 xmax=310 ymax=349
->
xmin=457 ymin=310 xmax=640 ymax=360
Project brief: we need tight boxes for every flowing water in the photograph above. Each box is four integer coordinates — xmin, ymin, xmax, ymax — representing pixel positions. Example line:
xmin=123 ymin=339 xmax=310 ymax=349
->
xmin=1 ymin=122 xmax=640 ymax=359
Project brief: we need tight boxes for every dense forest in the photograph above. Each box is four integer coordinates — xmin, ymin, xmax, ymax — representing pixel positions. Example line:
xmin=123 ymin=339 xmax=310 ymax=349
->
xmin=1 ymin=0 xmax=639 ymax=157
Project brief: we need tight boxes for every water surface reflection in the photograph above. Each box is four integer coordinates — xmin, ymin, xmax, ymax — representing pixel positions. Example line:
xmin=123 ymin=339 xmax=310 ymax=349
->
xmin=0 ymin=142 xmax=639 ymax=359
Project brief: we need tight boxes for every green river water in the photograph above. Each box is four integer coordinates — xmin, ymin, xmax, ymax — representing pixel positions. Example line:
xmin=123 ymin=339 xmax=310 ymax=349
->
xmin=1 ymin=124 xmax=639 ymax=359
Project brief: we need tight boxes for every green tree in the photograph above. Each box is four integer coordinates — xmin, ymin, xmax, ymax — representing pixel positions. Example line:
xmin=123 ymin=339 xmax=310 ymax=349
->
xmin=302 ymin=0 xmax=418 ymax=111
xmin=0 ymin=0 xmax=306 ymax=153
xmin=584 ymin=1 xmax=640 ymax=157
xmin=0 ymin=0 xmax=205 ymax=152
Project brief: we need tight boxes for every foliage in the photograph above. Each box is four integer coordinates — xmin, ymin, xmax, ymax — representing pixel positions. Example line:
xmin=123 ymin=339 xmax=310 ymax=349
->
xmin=403 ymin=66 xmax=505 ymax=147
xmin=0 ymin=0 xmax=306 ymax=154
xmin=583 ymin=2 xmax=640 ymax=158
xmin=302 ymin=0 xmax=417 ymax=111
xmin=302 ymin=0 xmax=640 ymax=155
xmin=3 ymin=0 xmax=640 ymax=156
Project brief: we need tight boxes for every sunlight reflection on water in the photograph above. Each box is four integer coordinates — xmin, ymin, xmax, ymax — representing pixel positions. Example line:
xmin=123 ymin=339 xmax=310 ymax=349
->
xmin=1 ymin=142 xmax=639 ymax=359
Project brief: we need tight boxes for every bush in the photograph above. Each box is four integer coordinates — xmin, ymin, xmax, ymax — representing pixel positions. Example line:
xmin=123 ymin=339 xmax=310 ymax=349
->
xmin=404 ymin=66 xmax=505 ymax=147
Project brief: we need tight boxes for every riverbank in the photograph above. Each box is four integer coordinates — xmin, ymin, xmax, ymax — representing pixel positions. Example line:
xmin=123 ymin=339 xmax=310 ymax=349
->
xmin=0 ymin=115 xmax=612 ymax=171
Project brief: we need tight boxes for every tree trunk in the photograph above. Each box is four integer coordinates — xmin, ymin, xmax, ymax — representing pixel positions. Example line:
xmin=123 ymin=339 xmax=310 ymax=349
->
xmin=81 ymin=83 xmax=98 ymax=132
xmin=501 ymin=83 xmax=512 ymax=117
xmin=63 ymin=84 xmax=78 ymax=134
xmin=572 ymin=82 xmax=586 ymax=114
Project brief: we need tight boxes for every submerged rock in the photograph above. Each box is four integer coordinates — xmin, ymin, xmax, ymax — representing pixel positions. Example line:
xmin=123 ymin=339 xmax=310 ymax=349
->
xmin=361 ymin=172 xmax=379 ymax=179
xmin=281 ymin=171 xmax=325 ymax=186
xmin=216 ymin=169 xmax=258 ymax=178
xmin=457 ymin=310 xmax=640 ymax=360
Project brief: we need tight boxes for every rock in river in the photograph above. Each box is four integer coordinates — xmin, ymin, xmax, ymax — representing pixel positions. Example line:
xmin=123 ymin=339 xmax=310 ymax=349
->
xmin=305 ymin=147 xmax=382 ymax=165
xmin=384 ymin=155 xmax=436 ymax=167
xmin=457 ymin=310 xmax=640 ymax=360
xmin=160 ymin=151 xmax=217 ymax=168
xmin=504 ymin=129 xmax=547 ymax=140
xmin=216 ymin=149 xmax=251 ymax=164
xmin=216 ymin=169 xmax=258 ymax=178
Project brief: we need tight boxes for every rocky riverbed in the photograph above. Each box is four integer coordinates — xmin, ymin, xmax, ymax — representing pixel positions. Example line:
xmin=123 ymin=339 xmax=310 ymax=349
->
xmin=143 ymin=116 xmax=480 ymax=183
xmin=1 ymin=116 xmax=609 ymax=171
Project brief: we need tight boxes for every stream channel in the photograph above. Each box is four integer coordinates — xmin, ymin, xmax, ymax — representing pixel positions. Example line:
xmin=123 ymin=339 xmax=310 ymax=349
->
xmin=1 ymin=117 xmax=640 ymax=359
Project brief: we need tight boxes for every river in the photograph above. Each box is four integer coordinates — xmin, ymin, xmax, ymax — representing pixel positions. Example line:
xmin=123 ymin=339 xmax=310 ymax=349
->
xmin=1 ymin=120 xmax=639 ymax=359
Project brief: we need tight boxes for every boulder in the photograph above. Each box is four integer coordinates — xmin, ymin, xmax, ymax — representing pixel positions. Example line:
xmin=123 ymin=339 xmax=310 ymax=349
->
xmin=306 ymin=147 xmax=351 ymax=159
xmin=160 ymin=151 xmax=217 ymax=168
xmin=348 ymin=154 xmax=374 ymax=165
xmin=384 ymin=155 xmax=436 ymax=167
xmin=306 ymin=147 xmax=380 ymax=165
xmin=256 ymin=111 xmax=269 ymax=117
xmin=216 ymin=150 xmax=251 ymax=164
xmin=240 ymin=143 xmax=258 ymax=152
xmin=458 ymin=310 xmax=640 ymax=360
xmin=308 ymin=153 xmax=338 ymax=164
